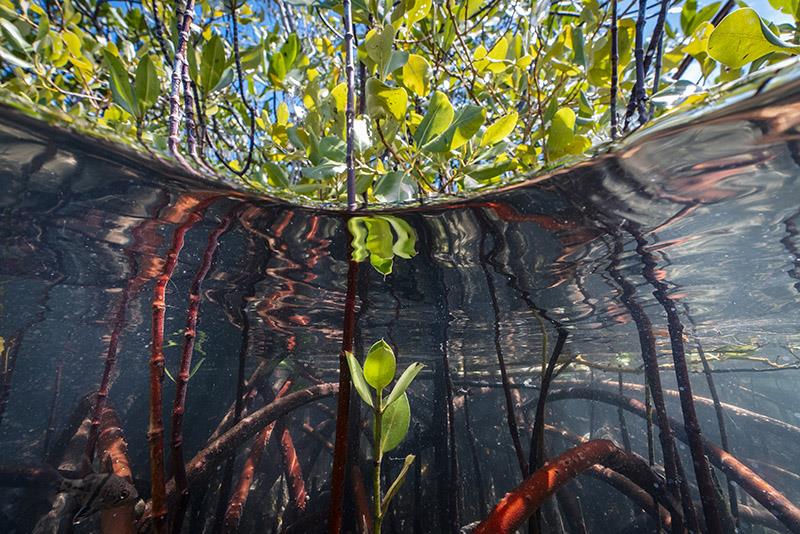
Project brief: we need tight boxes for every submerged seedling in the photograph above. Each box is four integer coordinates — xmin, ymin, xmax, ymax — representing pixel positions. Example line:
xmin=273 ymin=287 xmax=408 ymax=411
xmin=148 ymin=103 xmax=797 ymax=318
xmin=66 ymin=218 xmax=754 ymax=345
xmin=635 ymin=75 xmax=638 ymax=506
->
xmin=346 ymin=339 xmax=423 ymax=534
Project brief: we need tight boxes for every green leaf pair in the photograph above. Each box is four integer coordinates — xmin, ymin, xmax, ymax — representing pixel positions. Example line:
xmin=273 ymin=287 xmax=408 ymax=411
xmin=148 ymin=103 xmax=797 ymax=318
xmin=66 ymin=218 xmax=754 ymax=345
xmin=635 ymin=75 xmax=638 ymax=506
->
xmin=344 ymin=340 xmax=423 ymax=452
xmin=102 ymin=48 xmax=159 ymax=119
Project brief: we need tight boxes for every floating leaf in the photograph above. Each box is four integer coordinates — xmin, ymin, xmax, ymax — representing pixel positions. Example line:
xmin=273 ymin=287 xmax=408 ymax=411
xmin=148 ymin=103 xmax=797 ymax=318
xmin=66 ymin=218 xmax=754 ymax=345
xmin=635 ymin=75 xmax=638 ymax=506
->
xmin=345 ymin=351 xmax=374 ymax=409
xmin=424 ymin=105 xmax=486 ymax=152
xmin=480 ymin=111 xmax=518 ymax=147
xmin=708 ymin=8 xmax=800 ymax=69
xmin=364 ymin=339 xmax=396 ymax=391
xmin=413 ymin=91 xmax=453 ymax=146
xmin=380 ymin=393 xmax=410 ymax=452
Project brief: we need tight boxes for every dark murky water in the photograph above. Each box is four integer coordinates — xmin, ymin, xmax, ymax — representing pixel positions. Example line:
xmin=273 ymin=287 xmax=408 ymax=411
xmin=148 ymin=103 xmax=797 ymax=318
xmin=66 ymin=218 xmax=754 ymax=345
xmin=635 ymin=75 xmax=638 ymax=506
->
xmin=2 ymin=71 xmax=800 ymax=534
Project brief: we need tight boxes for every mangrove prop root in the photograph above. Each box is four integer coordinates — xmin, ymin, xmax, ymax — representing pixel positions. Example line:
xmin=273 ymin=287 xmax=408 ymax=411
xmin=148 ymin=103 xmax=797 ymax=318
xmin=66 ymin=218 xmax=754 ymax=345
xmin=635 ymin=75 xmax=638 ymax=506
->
xmin=328 ymin=256 xmax=359 ymax=534
xmin=607 ymin=234 xmax=693 ymax=530
xmin=475 ymin=440 xmax=633 ymax=534
xmin=148 ymin=198 xmax=215 ymax=534
xmin=97 ymin=405 xmax=135 ymax=534
xmin=529 ymin=330 xmax=568 ymax=471
xmin=479 ymin=225 xmax=529 ymax=477
xmin=223 ymin=379 xmax=293 ymax=533
xmin=85 ymin=285 xmax=134 ymax=463
xmin=548 ymin=386 xmax=800 ymax=533
xmin=601 ymin=379 xmax=800 ymax=442
xmin=139 ymin=383 xmax=337 ymax=529
xmin=545 ymin=424 xmax=680 ymax=527
xmin=277 ymin=419 xmax=308 ymax=512
xmin=170 ymin=209 xmax=234 ymax=534
xmin=631 ymin=225 xmax=723 ymax=533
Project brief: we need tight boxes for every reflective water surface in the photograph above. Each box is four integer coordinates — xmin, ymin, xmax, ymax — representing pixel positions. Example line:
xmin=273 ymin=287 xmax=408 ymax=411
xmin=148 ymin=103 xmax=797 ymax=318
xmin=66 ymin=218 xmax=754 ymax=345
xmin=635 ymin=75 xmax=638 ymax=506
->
xmin=2 ymin=70 xmax=800 ymax=533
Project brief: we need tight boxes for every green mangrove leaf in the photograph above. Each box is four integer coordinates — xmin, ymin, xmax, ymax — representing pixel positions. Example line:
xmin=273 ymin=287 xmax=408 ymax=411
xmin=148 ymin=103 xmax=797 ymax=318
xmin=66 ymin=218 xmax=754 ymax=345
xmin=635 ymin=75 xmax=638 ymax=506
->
xmin=365 ymin=24 xmax=395 ymax=78
xmin=300 ymin=159 xmax=346 ymax=180
xmin=404 ymin=0 xmax=431 ymax=25
xmin=384 ymin=362 xmax=423 ymax=409
xmin=465 ymin=158 xmax=515 ymax=181
xmin=282 ymin=34 xmax=300 ymax=68
xmin=480 ymin=111 xmax=518 ymax=147
xmin=264 ymin=161 xmax=289 ymax=188
xmin=364 ymin=339 xmax=396 ymax=391
xmin=356 ymin=172 xmax=374 ymax=194
xmin=211 ymin=67 xmax=234 ymax=93
xmin=0 ymin=19 xmax=32 ymax=53
xmin=268 ymin=52 xmax=287 ymax=84
xmin=374 ymin=172 xmax=415 ymax=203
xmin=366 ymin=78 xmax=408 ymax=121
xmin=384 ymin=50 xmax=408 ymax=79
xmin=708 ymin=8 xmax=800 ymax=69
xmin=475 ymin=36 xmax=509 ymax=73
xmin=402 ymin=53 xmax=430 ymax=97
xmin=200 ymin=34 xmax=226 ymax=94
xmin=134 ymin=55 xmax=159 ymax=115
xmin=380 ymin=392 xmax=410 ymax=451
xmin=318 ymin=136 xmax=346 ymax=162
xmin=0 ymin=45 xmax=33 ymax=69
xmin=102 ymin=49 xmax=136 ymax=116
xmin=381 ymin=454 xmax=415 ymax=514
xmin=345 ymin=351 xmax=374 ymax=409
xmin=424 ymin=105 xmax=486 ymax=153
xmin=413 ymin=91 xmax=454 ymax=146
xmin=546 ymin=107 xmax=590 ymax=160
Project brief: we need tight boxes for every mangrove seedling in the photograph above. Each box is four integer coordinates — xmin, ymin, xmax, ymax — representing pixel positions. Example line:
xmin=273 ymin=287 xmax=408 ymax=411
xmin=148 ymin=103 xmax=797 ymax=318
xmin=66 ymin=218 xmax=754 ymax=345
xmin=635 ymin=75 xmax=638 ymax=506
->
xmin=346 ymin=339 xmax=423 ymax=534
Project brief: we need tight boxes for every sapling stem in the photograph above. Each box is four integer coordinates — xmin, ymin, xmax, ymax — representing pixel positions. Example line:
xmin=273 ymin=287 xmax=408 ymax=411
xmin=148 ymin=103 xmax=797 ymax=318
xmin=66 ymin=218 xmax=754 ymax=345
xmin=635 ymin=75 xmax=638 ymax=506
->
xmin=373 ymin=389 xmax=384 ymax=534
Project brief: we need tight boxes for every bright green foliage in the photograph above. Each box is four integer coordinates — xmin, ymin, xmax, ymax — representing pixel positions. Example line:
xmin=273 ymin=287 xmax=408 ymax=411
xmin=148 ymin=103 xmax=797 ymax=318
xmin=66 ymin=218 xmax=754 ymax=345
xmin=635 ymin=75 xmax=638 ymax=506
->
xmin=380 ymin=392 xmax=410 ymax=452
xmin=546 ymin=108 xmax=590 ymax=161
xmin=345 ymin=340 xmax=422 ymax=534
xmin=481 ymin=111 xmax=518 ymax=147
xmin=708 ymin=8 xmax=800 ymax=69
xmin=0 ymin=0 xmax=794 ymax=205
xmin=364 ymin=339 xmax=396 ymax=390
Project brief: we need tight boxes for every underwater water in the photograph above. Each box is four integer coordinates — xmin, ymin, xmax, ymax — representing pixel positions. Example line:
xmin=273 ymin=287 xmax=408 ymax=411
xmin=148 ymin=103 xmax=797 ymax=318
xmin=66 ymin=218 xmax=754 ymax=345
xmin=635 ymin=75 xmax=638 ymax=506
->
xmin=3 ymin=72 xmax=800 ymax=534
